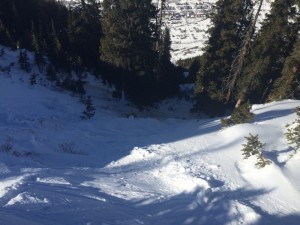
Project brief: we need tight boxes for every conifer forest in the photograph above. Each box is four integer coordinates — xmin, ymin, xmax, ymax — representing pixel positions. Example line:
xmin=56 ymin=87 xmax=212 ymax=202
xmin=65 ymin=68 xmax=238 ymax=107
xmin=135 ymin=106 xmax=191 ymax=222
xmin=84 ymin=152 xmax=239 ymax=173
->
xmin=0 ymin=0 xmax=299 ymax=114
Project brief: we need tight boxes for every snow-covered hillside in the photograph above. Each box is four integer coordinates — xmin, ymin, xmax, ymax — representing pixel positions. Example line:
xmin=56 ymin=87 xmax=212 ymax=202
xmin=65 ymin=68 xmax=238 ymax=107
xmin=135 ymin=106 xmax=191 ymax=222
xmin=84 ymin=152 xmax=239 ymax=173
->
xmin=0 ymin=46 xmax=300 ymax=225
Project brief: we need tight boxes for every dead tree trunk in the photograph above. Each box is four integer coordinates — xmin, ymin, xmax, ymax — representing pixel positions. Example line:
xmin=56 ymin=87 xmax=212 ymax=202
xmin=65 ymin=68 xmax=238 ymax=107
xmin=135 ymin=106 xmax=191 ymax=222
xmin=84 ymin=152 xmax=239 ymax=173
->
xmin=224 ymin=0 xmax=265 ymax=106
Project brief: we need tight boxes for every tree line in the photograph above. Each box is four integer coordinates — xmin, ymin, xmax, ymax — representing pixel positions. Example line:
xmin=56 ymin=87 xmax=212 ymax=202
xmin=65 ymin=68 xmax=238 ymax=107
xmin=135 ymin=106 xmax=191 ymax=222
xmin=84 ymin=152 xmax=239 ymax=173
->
xmin=0 ymin=0 xmax=179 ymax=107
xmin=193 ymin=0 xmax=300 ymax=116
xmin=1 ymin=0 xmax=299 ymax=115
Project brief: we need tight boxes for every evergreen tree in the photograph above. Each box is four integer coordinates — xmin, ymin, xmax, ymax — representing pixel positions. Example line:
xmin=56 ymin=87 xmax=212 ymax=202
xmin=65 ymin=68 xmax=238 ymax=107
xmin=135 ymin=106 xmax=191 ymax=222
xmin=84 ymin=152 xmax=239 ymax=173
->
xmin=268 ymin=35 xmax=300 ymax=100
xmin=68 ymin=0 xmax=101 ymax=67
xmin=49 ymin=20 xmax=63 ymax=62
xmin=156 ymin=27 xmax=178 ymax=98
xmin=159 ymin=27 xmax=171 ymax=63
xmin=0 ymin=0 xmax=70 ymax=66
xmin=30 ymin=73 xmax=38 ymax=86
xmin=31 ymin=21 xmax=46 ymax=72
xmin=0 ymin=48 xmax=4 ymax=58
xmin=242 ymin=133 xmax=272 ymax=168
xmin=242 ymin=133 xmax=263 ymax=159
xmin=100 ymin=0 xmax=160 ymax=106
xmin=237 ymin=0 xmax=300 ymax=104
xmin=18 ymin=49 xmax=31 ymax=73
xmin=31 ymin=21 xmax=40 ymax=54
xmin=100 ymin=0 xmax=157 ymax=75
xmin=0 ymin=19 xmax=13 ymax=46
xmin=221 ymin=102 xmax=253 ymax=127
xmin=285 ymin=107 xmax=300 ymax=156
xmin=194 ymin=0 xmax=253 ymax=116
xmin=81 ymin=95 xmax=96 ymax=119
xmin=46 ymin=63 xmax=57 ymax=85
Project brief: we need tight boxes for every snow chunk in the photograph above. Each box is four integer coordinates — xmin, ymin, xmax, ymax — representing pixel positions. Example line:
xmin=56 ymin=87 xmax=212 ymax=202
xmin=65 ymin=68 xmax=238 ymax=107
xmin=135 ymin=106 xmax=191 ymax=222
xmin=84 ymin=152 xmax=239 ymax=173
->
xmin=36 ymin=177 xmax=71 ymax=185
xmin=5 ymin=192 xmax=49 ymax=206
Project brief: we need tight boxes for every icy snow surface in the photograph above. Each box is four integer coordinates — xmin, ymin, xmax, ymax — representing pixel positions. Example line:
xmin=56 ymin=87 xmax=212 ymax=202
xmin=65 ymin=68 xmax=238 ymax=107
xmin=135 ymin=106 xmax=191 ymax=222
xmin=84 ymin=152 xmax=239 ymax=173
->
xmin=0 ymin=45 xmax=300 ymax=224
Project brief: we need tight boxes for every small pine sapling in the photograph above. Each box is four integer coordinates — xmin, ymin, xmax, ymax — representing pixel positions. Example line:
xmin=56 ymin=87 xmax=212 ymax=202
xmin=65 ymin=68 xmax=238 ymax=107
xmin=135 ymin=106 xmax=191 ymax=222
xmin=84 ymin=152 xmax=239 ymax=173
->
xmin=241 ymin=133 xmax=272 ymax=168
xmin=46 ymin=64 xmax=57 ymax=85
xmin=0 ymin=136 xmax=13 ymax=153
xmin=0 ymin=48 xmax=5 ymax=57
xmin=255 ymin=150 xmax=272 ymax=168
xmin=81 ymin=96 xmax=95 ymax=120
xmin=242 ymin=133 xmax=262 ymax=159
xmin=285 ymin=106 xmax=300 ymax=157
xmin=30 ymin=73 xmax=38 ymax=86
xmin=18 ymin=50 xmax=31 ymax=73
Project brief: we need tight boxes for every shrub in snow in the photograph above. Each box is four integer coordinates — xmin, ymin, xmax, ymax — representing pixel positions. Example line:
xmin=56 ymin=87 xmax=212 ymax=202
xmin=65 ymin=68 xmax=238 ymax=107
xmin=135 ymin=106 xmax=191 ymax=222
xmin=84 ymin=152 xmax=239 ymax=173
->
xmin=285 ymin=106 xmax=300 ymax=157
xmin=59 ymin=142 xmax=84 ymax=155
xmin=221 ymin=102 xmax=253 ymax=128
xmin=18 ymin=49 xmax=31 ymax=73
xmin=81 ymin=96 xmax=95 ymax=120
xmin=0 ymin=137 xmax=13 ymax=153
xmin=0 ymin=48 xmax=4 ymax=57
xmin=0 ymin=137 xmax=33 ymax=157
xmin=242 ymin=133 xmax=272 ymax=168
xmin=46 ymin=64 xmax=57 ymax=84
xmin=30 ymin=73 xmax=38 ymax=86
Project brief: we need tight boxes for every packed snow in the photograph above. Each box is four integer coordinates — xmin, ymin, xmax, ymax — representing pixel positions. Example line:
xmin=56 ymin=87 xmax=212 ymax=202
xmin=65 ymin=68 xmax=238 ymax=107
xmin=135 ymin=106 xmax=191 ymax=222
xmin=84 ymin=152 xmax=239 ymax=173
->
xmin=0 ymin=45 xmax=299 ymax=224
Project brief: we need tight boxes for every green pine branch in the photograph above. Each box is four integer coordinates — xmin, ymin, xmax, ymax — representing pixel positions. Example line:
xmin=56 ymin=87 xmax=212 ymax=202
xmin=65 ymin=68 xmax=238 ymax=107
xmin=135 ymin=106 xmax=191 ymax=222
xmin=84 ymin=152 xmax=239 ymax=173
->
xmin=241 ymin=133 xmax=271 ymax=168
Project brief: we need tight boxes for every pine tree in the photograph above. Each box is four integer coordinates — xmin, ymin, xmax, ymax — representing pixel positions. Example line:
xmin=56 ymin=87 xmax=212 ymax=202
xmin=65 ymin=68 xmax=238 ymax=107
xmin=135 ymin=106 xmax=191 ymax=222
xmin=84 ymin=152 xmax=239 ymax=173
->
xmin=100 ymin=0 xmax=160 ymax=106
xmin=242 ymin=133 xmax=272 ymax=168
xmin=159 ymin=27 xmax=171 ymax=63
xmin=30 ymin=73 xmax=37 ymax=86
xmin=237 ymin=0 xmax=300 ymax=104
xmin=156 ymin=27 xmax=178 ymax=98
xmin=81 ymin=95 xmax=95 ymax=119
xmin=18 ymin=49 xmax=31 ymax=73
xmin=68 ymin=0 xmax=101 ymax=67
xmin=194 ymin=0 xmax=254 ymax=116
xmin=255 ymin=149 xmax=272 ymax=168
xmin=0 ymin=19 xmax=13 ymax=46
xmin=224 ymin=0 xmax=264 ymax=105
xmin=100 ymin=0 xmax=157 ymax=75
xmin=31 ymin=21 xmax=46 ymax=72
xmin=242 ymin=134 xmax=263 ymax=159
xmin=49 ymin=20 xmax=63 ymax=64
xmin=285 ymin=107 xmax=300 ymax=156
xmin=268 ymin=35 xmax=300 ymax=100
xmin=46 ymin=64 xmax=57 ymax=85
xmin=221 ymin=102 xmax=253 ymax=127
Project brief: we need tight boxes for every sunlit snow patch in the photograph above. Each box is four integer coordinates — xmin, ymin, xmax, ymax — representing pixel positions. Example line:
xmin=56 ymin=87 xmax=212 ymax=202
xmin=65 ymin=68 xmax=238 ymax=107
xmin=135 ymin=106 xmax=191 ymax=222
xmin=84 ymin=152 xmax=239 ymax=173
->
xmin=5 ymin=192 xmax=49 ymax=206
xmin=0 ymin=176 xmax=24 ymax=198
xmin=36 ymin=177 xmax=71 ymax=185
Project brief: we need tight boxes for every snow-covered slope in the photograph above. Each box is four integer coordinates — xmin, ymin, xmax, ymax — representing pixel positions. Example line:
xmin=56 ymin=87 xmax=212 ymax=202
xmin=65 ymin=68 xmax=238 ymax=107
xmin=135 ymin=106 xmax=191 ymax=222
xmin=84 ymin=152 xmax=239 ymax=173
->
xmin=0 ymin=46 xmax=300 ymax=224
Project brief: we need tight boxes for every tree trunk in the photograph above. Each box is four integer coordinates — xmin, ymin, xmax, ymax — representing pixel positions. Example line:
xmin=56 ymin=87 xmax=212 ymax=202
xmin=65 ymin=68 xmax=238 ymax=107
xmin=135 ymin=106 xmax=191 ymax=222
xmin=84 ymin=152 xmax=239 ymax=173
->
xmin=225 ymin=0 xmax=264 ymax=104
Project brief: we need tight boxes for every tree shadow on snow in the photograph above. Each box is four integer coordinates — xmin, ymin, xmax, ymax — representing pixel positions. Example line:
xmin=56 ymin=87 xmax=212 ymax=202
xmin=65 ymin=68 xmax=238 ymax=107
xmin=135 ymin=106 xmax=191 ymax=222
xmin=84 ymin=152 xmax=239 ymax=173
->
xmin=82 ymin=117 xmax=222 ymax=168
xmin=264 ymin=147 xmax=295 ymax=167
xmin=132 ymin=187 xmax=300 ymax=225
xmin=253 ymin=109 xmax=294 ymax=123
